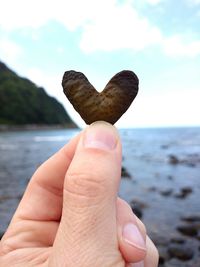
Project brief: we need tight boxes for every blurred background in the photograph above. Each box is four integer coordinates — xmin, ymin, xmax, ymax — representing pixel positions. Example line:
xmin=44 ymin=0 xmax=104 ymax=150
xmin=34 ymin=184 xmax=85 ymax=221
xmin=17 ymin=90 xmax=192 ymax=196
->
xmin=0 ymin=0 xmax=200 ymax=266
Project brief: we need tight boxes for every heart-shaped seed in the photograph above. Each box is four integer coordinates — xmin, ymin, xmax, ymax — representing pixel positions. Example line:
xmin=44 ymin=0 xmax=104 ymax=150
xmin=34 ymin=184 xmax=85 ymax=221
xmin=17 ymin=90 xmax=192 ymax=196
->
xmin=62 ymin=70 xmax=139 ymax=125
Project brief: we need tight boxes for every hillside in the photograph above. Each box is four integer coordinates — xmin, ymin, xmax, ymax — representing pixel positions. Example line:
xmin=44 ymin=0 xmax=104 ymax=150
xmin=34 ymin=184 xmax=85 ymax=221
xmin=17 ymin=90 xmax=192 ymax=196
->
xmin=0 ymin=61 xmax=75 ymax=127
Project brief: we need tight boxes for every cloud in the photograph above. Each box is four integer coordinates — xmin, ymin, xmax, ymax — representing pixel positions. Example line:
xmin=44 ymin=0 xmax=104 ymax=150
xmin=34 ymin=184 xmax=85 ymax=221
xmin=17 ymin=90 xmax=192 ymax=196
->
xmin=142 ymin=0 xmax=164 ymax=5
xmin=0 ymin=38 xmax=22 ymax=62
xmin=0 ymin=0 xmax=50 ymax=30
xmin=0 ymin=0 xmax=113 ymax=31
xmin=0 ymin=0 xmax=200 ymax=58
xmin=80 ymin=3 xmax=162 ymax=53
xmin=186 ymin=0 xmax=200 ymax=5
xmin=163 ymin=35 xmax=200 ymax=57
xmin=25 ymin=67 xmax=61 ymax=97
xmin=0 ymin=0 xmax=163 ymax=53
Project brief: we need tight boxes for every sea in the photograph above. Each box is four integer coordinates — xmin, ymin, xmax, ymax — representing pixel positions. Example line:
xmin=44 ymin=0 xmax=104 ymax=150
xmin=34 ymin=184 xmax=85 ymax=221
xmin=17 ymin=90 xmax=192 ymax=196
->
xmin=0 ymin=127 xmax=200 ymax=265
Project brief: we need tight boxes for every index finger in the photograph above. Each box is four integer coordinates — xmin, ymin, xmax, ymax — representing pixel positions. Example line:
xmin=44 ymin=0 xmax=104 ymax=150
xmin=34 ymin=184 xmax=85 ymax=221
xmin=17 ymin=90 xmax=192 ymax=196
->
xmin=12 ymin=132 xmax=81 ymax=223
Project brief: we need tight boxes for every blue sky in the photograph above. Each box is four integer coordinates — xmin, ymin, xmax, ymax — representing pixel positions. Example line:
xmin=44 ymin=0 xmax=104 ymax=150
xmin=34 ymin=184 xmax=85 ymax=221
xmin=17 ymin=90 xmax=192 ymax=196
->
xmin=0 ymin=0 xmax=199 ymax=128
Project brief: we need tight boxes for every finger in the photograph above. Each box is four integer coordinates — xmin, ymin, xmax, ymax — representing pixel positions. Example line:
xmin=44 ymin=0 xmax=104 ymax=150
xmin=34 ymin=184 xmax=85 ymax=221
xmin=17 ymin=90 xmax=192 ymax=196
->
xmin=144 ymin=236 xmax=159 ymax=267
xmin=13 ymin=132 xmax=81 ymax=222
xmin=117 ymin=198 xmax=146 ymax=263
xmin=50 ymin=122 xmax=123 ymax=266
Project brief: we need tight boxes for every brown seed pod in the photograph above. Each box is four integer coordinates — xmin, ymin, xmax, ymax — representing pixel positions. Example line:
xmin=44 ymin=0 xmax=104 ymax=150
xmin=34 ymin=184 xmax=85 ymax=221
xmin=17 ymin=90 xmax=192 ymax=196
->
xmin=62 ymin=70 xmax=139 ymax=125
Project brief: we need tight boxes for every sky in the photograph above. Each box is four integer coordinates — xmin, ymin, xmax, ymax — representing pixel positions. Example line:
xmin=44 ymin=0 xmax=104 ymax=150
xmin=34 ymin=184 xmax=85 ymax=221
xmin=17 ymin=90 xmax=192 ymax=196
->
xmin=0 ymin=0 xmax=199 ymax=128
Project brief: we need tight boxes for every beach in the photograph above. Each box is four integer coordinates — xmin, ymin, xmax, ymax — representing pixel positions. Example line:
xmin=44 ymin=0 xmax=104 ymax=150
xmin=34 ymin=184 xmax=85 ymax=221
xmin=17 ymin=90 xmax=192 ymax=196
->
xmin=0 ymin=127 xmax=200 ymax=266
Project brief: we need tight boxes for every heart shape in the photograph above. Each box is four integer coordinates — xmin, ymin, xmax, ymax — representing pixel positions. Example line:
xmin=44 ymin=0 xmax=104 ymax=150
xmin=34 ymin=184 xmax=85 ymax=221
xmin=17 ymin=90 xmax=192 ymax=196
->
xmin=62 ymin=70 xmax=139 ymax=125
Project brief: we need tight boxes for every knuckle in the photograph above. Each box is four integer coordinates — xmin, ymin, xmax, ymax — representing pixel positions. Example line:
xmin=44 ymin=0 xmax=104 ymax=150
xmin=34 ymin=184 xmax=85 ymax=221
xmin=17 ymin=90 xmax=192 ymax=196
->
xmin=65 ymin=171 xmax=108 ymax=200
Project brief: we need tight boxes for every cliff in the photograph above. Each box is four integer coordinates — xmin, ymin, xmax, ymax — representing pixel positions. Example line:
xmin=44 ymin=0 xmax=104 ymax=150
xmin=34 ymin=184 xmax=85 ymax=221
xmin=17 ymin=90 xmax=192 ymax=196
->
xmin=0 ymin=61 xmax=76 ymax=127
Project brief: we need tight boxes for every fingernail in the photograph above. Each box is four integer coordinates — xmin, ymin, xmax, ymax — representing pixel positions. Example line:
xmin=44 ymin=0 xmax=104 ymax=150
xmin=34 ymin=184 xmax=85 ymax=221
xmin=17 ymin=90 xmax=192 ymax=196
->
xmin=122 ymin=223 xmax=146 ymax=251
xmin=83 ymin=121 xmax=117 ymax=151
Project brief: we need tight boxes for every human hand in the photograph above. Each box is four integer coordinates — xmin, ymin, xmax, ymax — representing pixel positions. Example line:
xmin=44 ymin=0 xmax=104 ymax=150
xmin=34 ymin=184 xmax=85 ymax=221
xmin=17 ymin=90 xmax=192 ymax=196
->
xmin=0 ymin=122 xmax=158 ymax=267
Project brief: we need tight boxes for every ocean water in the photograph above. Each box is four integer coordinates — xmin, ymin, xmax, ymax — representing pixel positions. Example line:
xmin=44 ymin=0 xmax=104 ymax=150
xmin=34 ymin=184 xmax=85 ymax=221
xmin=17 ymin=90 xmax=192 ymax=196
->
xmin=0 ymin=127 xmax=200 ymax=264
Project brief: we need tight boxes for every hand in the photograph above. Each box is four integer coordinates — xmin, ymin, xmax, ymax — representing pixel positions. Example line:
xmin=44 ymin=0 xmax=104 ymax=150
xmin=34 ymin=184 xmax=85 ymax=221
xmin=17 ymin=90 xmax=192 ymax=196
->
xmin=0 ymin=122 xmax=158 ymax=267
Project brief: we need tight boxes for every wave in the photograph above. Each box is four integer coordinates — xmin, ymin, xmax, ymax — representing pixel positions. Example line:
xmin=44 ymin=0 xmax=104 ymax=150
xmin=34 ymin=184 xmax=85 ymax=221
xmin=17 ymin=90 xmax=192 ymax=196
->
xmin=34 ymin=135 xmax=69 ymax=142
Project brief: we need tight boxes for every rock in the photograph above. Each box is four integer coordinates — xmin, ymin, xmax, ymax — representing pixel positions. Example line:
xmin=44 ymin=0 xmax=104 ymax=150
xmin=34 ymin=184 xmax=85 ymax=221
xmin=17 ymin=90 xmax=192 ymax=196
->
xmin=151 ymin=234 xmax=169 ymax=247
xmin=177 ymin=225 xmax=198 ymax=237
xmin=148 ymin=186 xmax=157 ymax=192
xmin=190 ymin=261 xmax=200 ymax=267
xmin=168 ymin=153 xmax=200 ymax=167
xmin=161 ymin=144 xmax=169 ymax=149
xmin=160 ymin=189 xmax=173 ymax=197
xmin=185 ymin=162 xmax=196 ymax=167
xmin=158 ymin=246 xmax=169 ymax=265
xmin=131 ymin=205 xmax=143 ymax=219
xmin=130 ymin=199 xmax=149 ymax=209
xmin=174 ymin=187 xmax=193 ymax=199
xmin=121 ymin=166 xmax=131 ymax=178
xmin=181 ymin=215 xmax=200 ymax=223
xmin=165 ymin=258 xmax=188 ymax=267
xmin=170 ymin=236 xmax=186 ymax=244
xmin=196 ymin=233 xmax=200 ymax=241
xmin=17 ymin=194 xmax=23 ymax=200
xmin=181 ymin=187 xmax=193 ymax=195
xmin=167 ymin=244 xmax=194 ymax=261
xmin=168 ymin=155 xmax=180 ymax=165
xmin=129 ymin=199 xmax=148 ymax=219
xmin=182 ymin=153 xmax=200 ymax=167
xmin=62 ymin=70 xmax=139 ymax=125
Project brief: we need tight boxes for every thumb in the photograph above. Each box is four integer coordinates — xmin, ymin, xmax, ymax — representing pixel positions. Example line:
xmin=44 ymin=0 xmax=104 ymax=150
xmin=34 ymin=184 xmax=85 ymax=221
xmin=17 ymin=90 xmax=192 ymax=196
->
xmin=50 ymin=122 xmax=124 ymax=267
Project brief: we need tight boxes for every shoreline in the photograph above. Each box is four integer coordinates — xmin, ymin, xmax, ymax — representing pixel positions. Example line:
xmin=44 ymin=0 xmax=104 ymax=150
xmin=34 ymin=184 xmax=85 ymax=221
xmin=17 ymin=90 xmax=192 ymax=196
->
xmin=0 ymin=123 xmax=78 ymax=132
xmin=0 ymin=127 xmax=200 ymax=266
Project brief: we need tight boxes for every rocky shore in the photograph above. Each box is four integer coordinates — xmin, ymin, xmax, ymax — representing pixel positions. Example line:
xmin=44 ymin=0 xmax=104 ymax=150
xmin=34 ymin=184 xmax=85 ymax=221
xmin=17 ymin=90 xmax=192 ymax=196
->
xmin=121 ymin=154 xmax=200 ymax=267
xmin=0 ymin=127 xmax=200 ymax=266
xmin=0 ymin=123 xmax=78 ymax=132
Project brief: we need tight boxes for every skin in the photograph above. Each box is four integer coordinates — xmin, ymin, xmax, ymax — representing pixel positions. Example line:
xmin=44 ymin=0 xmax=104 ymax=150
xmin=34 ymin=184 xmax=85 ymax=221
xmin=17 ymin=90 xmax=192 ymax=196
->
xmin=0 ymin=122 xmax=158 ymax=267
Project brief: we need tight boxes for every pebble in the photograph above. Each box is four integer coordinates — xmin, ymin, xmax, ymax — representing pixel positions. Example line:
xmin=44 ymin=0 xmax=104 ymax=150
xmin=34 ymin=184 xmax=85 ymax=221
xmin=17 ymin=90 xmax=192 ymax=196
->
xmin=164 ymin=258 xmax=194 ymax=267
xmin=148 ymin=186 xmax=157 ymax=192
xmin=131 ymin=205 xmax=143 ymax=219
xmin=160 ymin=189 xmax=173 ymax=197
xmin=174 ymin=187 xmax=193 ymax=199
xmin=164 ymin=258 xmax=185 ymax=267
xmin=168 ymin=153 xmax=200 ymax=167
xmin=170 ymin=236 xmax=186 ymax=244
xmin=121 ymin=166 xmax=131 ymax=178
xmin=177 ymin=225 xmax=198 ymax=237
xmin=151 ymin=234 xmax=169 ymax=247
xmin=167 ymin=175 xmax=174 ymax=180
xmin=129 ymin=199 xmax=148 ymax=219
xmin=158 ymin=246 xmax=169 ymax=265
xmin=168 ymin=155 xmax=180 ymax=165
xmin=167 ymin=244 xmax=194 ymax=261
xmin=161 ymin=144 xmax=169 ymax=149
xmin=181 ymin=215 xmax=200 ymax=223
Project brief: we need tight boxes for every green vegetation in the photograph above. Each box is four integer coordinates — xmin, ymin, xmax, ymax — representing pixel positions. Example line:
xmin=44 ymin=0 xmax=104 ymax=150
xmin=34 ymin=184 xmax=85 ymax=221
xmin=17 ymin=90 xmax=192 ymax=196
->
xmin=0 ymin=61 xmax=74 ymax=126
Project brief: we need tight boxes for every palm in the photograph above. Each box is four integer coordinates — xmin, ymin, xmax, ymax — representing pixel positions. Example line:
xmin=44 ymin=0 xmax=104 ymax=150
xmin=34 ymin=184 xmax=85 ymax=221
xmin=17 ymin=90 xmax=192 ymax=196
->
xmin=1 ymin=220 xmax=57 ymax=266
xmin=0 ymin=178 xmax=62 ymax=266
